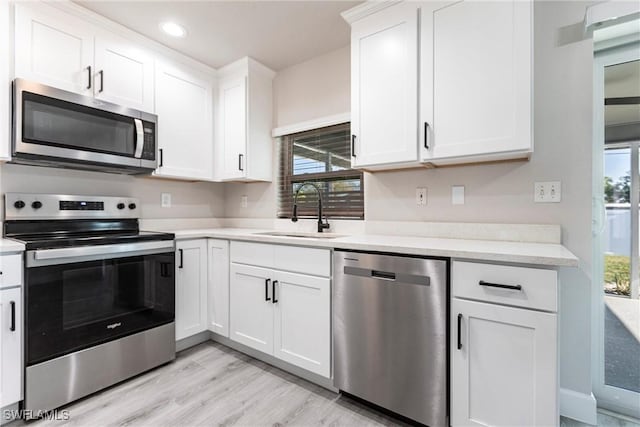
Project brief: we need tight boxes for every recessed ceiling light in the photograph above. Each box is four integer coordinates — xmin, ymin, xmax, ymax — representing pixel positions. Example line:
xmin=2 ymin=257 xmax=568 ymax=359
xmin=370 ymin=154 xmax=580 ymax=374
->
xmin=160 ymin=22 xmax=187 ymax=38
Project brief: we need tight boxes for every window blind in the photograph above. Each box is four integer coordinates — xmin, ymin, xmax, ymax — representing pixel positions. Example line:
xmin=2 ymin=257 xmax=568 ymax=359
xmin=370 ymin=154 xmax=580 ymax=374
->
xmin=278 ymin=123 xmax=364 ymax=219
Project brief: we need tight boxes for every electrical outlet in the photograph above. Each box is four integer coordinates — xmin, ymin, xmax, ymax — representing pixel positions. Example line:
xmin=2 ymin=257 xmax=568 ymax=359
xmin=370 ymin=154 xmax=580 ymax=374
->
xmin=416 ymin=187 xmax=427 ymax=206
xmin=452 ymin=186 xmax=465 ymax=205
xmin=241 ymin=195 xmax=248 ymax=208
xmin=161 ymin=193 xmax=171 ymax=208
xmin=534 ymin=182 xmax=561 ymax=203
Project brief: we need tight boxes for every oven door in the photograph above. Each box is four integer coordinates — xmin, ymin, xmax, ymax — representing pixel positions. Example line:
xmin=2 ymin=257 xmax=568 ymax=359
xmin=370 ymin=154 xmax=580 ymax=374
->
xmin=24 ymin=241 xmax=175 ymax=366
xmin=13 ymin=79 xmax=157 ymax=171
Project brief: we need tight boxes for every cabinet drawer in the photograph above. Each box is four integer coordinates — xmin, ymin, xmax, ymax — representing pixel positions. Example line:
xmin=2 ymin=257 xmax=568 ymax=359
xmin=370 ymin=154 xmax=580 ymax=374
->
xmin=0 ymin=254 xmax=22 ymax=288
xmin=273 ymin=245 xmax=330 ymax=277
xmin=452 ymin=261 xmax=557 ymax=312
xmin=231 ymin=241 xmax=274 ymax=268
xmin=230 ymin=241 xmax=330 ymax=277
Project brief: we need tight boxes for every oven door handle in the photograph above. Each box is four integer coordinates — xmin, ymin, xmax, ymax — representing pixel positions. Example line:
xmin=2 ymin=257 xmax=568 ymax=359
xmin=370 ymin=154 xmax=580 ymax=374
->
xmin=28 ymin=240 xmax=175 ymax=267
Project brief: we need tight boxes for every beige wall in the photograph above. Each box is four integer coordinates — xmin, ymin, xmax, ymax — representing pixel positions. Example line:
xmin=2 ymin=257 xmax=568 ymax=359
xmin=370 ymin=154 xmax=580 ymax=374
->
xmin=224 ymin=1 xmax=595 ymax=400
xmin=0 ymin=163 xmax=226 ymax=219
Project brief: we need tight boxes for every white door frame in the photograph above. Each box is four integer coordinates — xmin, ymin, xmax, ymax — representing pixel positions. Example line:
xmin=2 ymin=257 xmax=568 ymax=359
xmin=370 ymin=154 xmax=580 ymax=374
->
xmin=591 ymin=42 xmax=640 ymax=419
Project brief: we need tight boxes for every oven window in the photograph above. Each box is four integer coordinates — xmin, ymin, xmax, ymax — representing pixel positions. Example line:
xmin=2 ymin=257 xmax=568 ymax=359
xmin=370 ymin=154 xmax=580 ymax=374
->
xmin=26 ymin=253 xmax=174 ymax=365
xmin=22 ymin=92 xmax=135 ymax=156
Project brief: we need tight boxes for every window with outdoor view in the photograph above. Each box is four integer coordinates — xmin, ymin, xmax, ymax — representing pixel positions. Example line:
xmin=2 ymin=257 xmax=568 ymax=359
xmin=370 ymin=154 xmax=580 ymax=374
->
xmin=278 ymin=123 xmax=364 ymax=220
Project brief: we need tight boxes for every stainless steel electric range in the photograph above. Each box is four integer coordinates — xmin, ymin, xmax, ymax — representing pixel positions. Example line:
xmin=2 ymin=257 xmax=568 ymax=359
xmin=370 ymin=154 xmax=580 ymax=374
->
xmin=4 ymin=193 xmax=176 ymax=415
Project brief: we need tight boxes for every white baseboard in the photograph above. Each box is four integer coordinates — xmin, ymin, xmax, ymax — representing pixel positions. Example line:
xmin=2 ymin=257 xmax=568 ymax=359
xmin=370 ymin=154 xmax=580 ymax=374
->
xmin=560 ymin=388 xmax=598 ymax=425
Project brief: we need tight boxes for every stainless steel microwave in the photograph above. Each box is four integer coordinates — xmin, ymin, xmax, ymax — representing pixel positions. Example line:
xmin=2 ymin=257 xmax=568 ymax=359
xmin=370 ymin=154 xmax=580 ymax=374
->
xmin=12 ymin=78 xmax=157 ymax=174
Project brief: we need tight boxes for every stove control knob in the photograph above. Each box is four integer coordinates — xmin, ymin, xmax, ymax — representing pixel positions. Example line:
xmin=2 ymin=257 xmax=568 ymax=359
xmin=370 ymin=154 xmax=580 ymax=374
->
xmin=128 ymin=203 xmax=137 ymax=210
xmin=117 ymin=203 xmax=125 ymax=210
xmin=14 ymin=200 xmax=25 ymax=209
xmin=32 ymin=201 xmax=43 ymax=209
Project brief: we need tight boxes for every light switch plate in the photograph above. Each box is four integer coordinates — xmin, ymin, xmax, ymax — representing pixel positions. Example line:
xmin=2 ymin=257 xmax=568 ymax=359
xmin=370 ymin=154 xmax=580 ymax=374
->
xmin=161 ymin=193 xmax=171 ymax=208
xmin=452 ymin=186 xmax=465 ymax=205
xmin=241 ymin=195 xmax=248 ymax=208
xmin=416 ymin=187 xmax=427 ymax=206
xmin=534 ymin=182 xmax=561 ymax=203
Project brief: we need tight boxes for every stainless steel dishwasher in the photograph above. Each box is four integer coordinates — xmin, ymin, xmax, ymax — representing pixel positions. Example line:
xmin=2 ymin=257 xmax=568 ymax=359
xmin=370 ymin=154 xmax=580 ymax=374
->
xmin=333 ymin=250 xmax=448 ymax=426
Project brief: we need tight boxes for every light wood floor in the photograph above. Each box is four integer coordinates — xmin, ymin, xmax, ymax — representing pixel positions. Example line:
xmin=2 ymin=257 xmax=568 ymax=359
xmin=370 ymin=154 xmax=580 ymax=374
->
xmin=15 ymin=341 xmax=410 ymax=427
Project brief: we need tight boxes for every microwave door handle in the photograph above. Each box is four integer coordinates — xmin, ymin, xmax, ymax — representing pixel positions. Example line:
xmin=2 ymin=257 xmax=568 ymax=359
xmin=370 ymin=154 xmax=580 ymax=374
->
xmin=134 ymin=119 xmax=144 ymax=159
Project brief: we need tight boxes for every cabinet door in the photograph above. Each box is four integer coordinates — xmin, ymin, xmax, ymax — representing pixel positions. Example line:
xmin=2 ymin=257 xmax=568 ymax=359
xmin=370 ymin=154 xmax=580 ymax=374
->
xmin=273 ymin=271 xmax=330 ymax=377
xmin=14 ymin=3 xmax=94 ymax=94
xmin=0 ymin=287 xmax=22 ymax=408
xmin=155 ymin=60 xmax=214 ymax=180
xmin=229 ymin=263 xmax=273 ymax=354
xmin=207 ymin=239 xmax=229 ymax=337
xmin=351 ymin=2 xmax=419 ymax=167
xmin=218 ymin=77 xmax=247 ymax=180
xmin=421 ymin=1 xmax=532 ymax=162
xmin=451 ymin=298 xmax=557 ymax=427
xmin=175 ymin=240 xmax=208 ymax=341
xmin=94 ymin=34 xmax=154 ymax=112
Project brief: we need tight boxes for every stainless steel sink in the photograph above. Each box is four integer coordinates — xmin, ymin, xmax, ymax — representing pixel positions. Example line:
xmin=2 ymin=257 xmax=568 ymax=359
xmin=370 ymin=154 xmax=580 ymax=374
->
xmin=254 ymin=231 xmax=345 ymax=239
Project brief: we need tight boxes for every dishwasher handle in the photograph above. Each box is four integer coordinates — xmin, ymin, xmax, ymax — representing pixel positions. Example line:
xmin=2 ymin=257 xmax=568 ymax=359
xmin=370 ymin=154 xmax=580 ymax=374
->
xmin=343 ymin=266 xmax=430 ymax=286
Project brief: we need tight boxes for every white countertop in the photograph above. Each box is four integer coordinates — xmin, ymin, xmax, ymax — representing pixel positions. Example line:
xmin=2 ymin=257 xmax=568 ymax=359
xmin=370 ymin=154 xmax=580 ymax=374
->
xmin=0 ymin=238 xmax=25 ymax=254
xmin=163 ymin=228 xmax=579 ymax=267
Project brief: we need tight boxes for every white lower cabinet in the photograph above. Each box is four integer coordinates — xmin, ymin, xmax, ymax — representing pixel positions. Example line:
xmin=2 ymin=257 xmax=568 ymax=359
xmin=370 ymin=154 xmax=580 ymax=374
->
xmin=175 ymin=239 xmax=208 ymax=341
xmin=229 ymin=242 xmax=331 ymax=378
xmin=0 ymin=287 xmax=22 ymax=408
xmin=229 ymin=263 xmax=274 ymax=354
xmin=207 ymin=239 xmax=230 ymax=337
xmin=451 ymin=261 xmax=558 ymax=427
xmin=272 ymin=270 xmax=330 ymax=377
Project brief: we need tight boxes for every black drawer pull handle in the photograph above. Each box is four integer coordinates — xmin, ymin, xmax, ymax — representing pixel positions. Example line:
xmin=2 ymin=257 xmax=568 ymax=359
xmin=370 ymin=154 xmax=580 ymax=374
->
xmin=351 ymin=135 xmax=356 ymax=157
xmin=265 ymin=278 xmax=271 ymax=301
xmin=178 ymin=249 xmax=184 ymax=269
xmin=479 ymin=280 xmax=522 ymax=291
xmin=272 ymin=280 xmax=278 ymax=304
xmin=457 ymin=313 xmax=462 ymax=350
xmin=10 ymin=301 xmax=16 ymax=332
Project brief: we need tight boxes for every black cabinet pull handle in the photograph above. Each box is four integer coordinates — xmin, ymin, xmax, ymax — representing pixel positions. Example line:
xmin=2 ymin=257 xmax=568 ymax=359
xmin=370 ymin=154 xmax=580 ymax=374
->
xmin=86 ymin=65 xmax=92 ymax=90
xmin=351 ymin=135 xmax=356 ymax=157
xmin=10 ymin=301 xmax=16 ymax=332
xmin=479 ymin=280 xmax=522 ymax=291
xmin=98 ymin=70 xmax=104 ymax=93
xmin=424 ymin=122 xmax=430 ymax=149
xmin=178 ymin=249 xmax=184 ymax=269
xmin=272 ymin=280 xmax=278 ymax=304
xmin=457 ymin=313 xmax=462 ymax=350
xmin=159 ymin=148 xmax=164 ymax=167
xmin=238 ymin=154 xmax=244 ymax=171
xmin=265 ymin=278 xmax=271 ymax=301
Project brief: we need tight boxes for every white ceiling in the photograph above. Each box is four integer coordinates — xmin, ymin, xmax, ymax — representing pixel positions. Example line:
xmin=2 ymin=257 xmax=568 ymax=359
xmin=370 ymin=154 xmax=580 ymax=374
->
xmin=75 ymin=0 xmax=360 ymax=71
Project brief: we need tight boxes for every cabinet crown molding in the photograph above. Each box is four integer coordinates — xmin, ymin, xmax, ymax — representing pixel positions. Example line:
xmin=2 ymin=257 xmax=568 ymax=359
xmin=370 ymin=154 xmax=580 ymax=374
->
xmin=341 ymin=0 xmax=404 ymax=24
xmin=218 ymin=56 xmax=276 ymax=80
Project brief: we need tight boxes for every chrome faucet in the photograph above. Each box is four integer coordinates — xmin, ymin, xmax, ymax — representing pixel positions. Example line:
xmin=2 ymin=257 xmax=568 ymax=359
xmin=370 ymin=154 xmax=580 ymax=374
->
xmin=291 ymin=182 xmax=330 ymax=233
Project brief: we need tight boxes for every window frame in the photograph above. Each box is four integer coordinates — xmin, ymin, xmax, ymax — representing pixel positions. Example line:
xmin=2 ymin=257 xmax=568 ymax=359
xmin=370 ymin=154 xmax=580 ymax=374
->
xmin=278 ymin=123 xmax=364 ymax=220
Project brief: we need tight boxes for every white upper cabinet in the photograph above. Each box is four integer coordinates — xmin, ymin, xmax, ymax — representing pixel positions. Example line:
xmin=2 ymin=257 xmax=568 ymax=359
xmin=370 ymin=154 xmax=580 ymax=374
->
xmin=14 ymin=3 xmax=155 ymax=113
xmin=215 ymin=57 xmax=274 ymax=182
xmin=350 ymin=2 xmax=419 ymax=168
xmin=15 ymin=3 xmax=94 ymax=95
xmin=1 ymin=0 xmax=11 ymax=160
xmin=343 ymin=0 xmax=533 ymax=169
xmin=154 ymin=59 xmax=215 ymax=181
xmin=421 ymin=1 xmax=532 ymax=164
xmin=94 ymin=34 xmax=154 ymax=112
